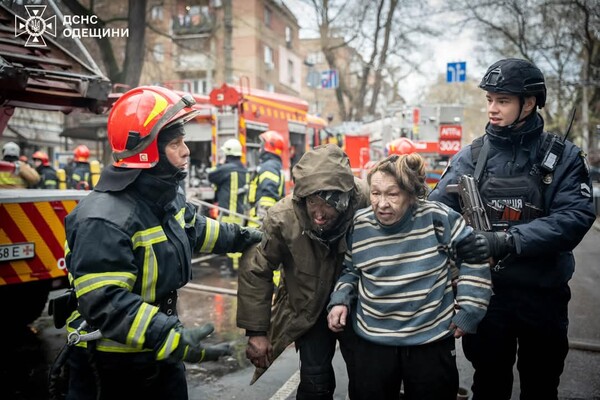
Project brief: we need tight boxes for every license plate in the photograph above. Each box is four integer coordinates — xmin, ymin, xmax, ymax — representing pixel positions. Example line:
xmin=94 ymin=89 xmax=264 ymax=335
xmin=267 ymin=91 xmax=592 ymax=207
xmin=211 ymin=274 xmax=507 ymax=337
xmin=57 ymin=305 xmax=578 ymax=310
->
xmin=0 ymin=243 xmax=35 ymax=262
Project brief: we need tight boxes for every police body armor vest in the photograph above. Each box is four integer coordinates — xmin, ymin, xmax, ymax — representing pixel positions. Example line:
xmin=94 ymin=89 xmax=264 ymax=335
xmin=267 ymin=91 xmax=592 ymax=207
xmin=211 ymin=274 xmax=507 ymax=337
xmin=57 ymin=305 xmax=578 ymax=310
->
xmin=471 ymin=132 xmax=559 ymax=231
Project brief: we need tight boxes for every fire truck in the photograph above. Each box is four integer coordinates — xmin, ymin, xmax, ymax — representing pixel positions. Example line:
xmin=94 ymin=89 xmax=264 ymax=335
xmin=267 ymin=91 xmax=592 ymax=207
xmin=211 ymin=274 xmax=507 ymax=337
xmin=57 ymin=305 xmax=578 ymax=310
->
xmin=0 ymin=3 xmax=111 ymax=328
xmin=178 ymin=82 xmax=328 ymax=200
xmin=341 ymin=106 xmax=464 ymax=187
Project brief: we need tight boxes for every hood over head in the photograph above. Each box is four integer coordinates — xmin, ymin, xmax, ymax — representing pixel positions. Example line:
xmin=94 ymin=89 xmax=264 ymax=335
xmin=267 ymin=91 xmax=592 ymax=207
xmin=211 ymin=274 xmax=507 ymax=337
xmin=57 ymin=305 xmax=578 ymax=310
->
xmin=292 ymin=144 xmax=354 ymax=200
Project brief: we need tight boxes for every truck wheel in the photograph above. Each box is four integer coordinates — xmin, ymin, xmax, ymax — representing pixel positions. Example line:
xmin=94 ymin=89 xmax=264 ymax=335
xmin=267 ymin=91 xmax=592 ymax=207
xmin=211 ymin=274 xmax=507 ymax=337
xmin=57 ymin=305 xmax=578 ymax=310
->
xmin=0 ymin=280 xmax=52 ymax=329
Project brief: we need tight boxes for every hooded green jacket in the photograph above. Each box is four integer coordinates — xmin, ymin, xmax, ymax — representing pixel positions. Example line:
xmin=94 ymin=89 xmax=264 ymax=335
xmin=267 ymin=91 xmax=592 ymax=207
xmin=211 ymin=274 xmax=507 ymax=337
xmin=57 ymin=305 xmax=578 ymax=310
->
xmin=236 ymin=144 xmax=369 ymax=383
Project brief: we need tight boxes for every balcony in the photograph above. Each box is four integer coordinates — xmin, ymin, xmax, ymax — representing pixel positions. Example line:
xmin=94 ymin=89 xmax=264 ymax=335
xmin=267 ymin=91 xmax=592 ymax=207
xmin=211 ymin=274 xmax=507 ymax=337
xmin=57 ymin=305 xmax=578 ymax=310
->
xmin=172 ymin=8 xmax=215 ymax=36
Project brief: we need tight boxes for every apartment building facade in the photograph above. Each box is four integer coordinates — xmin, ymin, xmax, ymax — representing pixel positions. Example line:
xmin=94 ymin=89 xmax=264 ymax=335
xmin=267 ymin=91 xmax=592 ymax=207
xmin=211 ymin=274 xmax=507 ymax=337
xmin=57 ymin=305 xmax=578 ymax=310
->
xmin=108 ymin=0 xmax=304 ymax=96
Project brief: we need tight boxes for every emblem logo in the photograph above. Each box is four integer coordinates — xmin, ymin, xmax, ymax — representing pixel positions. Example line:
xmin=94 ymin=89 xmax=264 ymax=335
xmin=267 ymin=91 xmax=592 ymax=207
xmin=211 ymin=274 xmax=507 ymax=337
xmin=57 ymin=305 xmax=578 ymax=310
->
xmin=15 ymin=5 xmax=57 ymax=47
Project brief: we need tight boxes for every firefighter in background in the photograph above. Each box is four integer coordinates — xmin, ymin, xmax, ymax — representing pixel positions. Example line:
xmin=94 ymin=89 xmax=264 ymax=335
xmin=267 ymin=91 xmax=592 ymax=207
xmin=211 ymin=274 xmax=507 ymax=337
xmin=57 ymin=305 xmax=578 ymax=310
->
xmin=69 ymin=144 xmax=94 ymax=190
xmin=0 ymin=141 xmax=40 ymax=188
xmin=208 ymin=138 xmax=250 ymax=276
xmin=32 ymin=150 xmax=58 ymax=189
xmin=248 ymin=131 xmax=286 ymax=286
xmin=58 ymin=86 xmax=262 ymax=399
xmin=248 ymin=130 xmax=286 ymax=227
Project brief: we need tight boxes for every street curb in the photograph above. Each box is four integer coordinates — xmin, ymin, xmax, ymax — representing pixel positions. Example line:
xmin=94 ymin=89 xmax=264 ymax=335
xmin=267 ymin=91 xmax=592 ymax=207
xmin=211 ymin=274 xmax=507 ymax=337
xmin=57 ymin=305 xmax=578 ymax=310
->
xmin=594 ymin=218 xmax=600 ymax=232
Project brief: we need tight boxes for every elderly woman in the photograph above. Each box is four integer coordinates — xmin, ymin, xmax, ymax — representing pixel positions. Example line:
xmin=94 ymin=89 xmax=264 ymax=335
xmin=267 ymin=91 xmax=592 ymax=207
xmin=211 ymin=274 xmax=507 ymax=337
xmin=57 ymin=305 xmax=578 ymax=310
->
xmin=327 ymin=153 xmax=493 ymax=400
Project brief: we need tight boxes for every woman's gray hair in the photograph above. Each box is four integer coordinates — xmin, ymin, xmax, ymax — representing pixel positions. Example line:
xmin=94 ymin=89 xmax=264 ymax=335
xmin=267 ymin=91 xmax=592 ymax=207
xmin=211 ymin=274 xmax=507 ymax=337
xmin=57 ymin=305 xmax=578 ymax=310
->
xmin=367 ymin=153 xmax=429 ymax=201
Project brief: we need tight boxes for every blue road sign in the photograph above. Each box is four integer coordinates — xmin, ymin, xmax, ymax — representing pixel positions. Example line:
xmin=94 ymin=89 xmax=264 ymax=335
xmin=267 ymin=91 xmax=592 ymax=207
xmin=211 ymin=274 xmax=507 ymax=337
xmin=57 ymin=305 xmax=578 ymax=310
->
xmin=321 ymin=69 xmax=338 ymax=89
xmin=447 ymin=62 xmax=466 ymax=83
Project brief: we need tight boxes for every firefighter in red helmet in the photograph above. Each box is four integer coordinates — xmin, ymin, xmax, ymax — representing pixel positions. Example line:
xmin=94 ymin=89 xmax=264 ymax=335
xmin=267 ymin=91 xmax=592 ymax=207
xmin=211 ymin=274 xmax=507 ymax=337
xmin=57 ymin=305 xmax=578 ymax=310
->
xmin=68 ymin=144 xmax=93 ymax=190
xmin=247 ymin=130 xmax=286 ymax=228
xmin=56 ymin=86 xmax=262 ymax=399
xmin=32 ymin=150 xmax=58 ymax=189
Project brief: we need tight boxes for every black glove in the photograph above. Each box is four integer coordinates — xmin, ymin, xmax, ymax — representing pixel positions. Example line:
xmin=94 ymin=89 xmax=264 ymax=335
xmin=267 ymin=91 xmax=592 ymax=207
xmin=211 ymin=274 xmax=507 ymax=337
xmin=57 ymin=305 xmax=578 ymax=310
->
xmin=239 ymin=227 xmax=263 ymax=246
xmin=203 ymin=342 xmax=232 ymax=361
xmin=456 ymin=231 xmax=513 ymax=264
xmin=165 ymin=323 xmax=230 ymax=363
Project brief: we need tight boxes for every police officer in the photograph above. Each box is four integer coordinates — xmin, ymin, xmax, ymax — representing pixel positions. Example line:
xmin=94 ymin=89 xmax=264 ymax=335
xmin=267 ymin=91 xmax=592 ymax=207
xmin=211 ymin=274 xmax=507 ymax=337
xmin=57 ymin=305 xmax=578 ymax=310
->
xmin=69 ymin=144 xmax=93 ymax=190
xmin=0 ymin=142 xmax=40 ymax=188
xmin=429 ymin=58 xmax=596 ymax=400
xmin=32 ymin=150 xmax=58 ymax=189
xmin=208 ymin=138 xmax=249 ymax=275
xmin=61 ymin=86 xmax=262 ymax=400
xmin=247 ymin=130 xmax=286 ymax=227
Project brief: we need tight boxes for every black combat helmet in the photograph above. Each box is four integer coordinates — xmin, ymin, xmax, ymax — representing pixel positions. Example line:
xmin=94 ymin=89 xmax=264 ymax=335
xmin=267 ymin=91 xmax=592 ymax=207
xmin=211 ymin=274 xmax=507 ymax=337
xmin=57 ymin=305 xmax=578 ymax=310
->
xmin=479 ymin=58 xmax=546 ymax=108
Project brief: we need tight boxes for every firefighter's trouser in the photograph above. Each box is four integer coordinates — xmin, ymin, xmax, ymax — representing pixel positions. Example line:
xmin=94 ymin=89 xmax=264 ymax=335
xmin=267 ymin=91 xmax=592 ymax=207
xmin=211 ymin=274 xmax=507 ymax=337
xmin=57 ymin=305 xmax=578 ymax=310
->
xmin=66 ymin=347 xmax=188 ymax=400
xmin=294 ymin=310 xmax=357 ymax=400
xmin=463 ymin=284 xmax=570 ymax=400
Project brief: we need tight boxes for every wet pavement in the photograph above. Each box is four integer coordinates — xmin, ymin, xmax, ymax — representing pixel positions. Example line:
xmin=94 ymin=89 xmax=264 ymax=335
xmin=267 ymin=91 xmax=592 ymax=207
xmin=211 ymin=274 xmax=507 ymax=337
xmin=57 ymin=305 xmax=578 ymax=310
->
xmin=0 ymin=255 xmax=249 ymax=400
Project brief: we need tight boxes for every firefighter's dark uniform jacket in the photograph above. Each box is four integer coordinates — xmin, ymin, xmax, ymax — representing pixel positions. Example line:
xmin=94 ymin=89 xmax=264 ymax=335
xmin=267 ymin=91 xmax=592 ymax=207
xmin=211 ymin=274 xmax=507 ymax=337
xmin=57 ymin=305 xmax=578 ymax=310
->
xmin=237 ymin=144 xmax=370 ymax=382
xmin=69 ymin=161 xmax=93 ymax=190
xmin=248 ymin=152 xmax=285 ymax=212
xmin=429 ymin=113 xmax=595 ymax=289
xmin=208 ymin=157 xmax=248 ymax=219
xmin=35 ymin=165 xmax=58 ymax=189
xmin=65 ymin=170 xmax=253 ymax=356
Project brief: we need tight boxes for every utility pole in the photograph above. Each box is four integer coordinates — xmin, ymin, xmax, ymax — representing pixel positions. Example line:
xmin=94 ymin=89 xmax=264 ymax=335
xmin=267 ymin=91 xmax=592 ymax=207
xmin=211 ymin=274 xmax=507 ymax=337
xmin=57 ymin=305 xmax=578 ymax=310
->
xmin=223 ymin=0 xmax=233 ymax=84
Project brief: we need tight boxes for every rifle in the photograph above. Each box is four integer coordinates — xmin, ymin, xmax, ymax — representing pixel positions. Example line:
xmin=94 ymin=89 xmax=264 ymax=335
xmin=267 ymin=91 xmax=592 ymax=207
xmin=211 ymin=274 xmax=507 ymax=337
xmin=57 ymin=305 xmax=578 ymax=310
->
xmin=446 ymin=174 xmax=491 ymax=231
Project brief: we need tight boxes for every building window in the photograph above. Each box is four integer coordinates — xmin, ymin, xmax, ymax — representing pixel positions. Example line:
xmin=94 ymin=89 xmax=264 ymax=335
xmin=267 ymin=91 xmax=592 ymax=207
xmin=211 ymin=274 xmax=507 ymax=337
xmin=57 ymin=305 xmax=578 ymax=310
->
xmin=307 ymin=51 xmax=324 ymax=65
xmin=193 ymin=79 xmax=208 ymax=95
xmin=151 ymin=5 xmax=163 ymax=20
xmin=285 ymin=26 xmax=292 ymax=48
xmin=264 ymin=45 xmax=274 ymax=69
xmin=288 ymin=60 xmax=295 ymax=84
xmin=264 ymin=6 xmax=272 ymax=28
xmin=153 ymin=43 xmax=164 ymax=62
xmin=265 ymin=83 xmax=275 ymax=92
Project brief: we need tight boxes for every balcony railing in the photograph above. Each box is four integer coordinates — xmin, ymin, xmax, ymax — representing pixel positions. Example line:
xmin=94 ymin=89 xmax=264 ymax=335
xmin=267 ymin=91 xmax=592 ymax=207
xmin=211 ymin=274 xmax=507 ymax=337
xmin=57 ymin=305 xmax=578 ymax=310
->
xmin=172 ymin=11 xmax=215 ymax=36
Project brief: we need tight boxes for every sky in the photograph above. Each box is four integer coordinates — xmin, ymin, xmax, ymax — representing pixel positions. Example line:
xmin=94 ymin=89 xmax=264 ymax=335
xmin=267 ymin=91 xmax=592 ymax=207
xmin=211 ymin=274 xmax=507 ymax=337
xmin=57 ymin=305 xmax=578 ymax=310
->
xmin=282 ymin=0 xmax=486 ymax=104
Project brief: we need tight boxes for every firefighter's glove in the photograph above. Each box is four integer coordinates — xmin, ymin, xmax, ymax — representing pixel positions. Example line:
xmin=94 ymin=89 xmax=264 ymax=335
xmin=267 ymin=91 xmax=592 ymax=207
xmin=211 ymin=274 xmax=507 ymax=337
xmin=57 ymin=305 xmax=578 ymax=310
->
xmin=239 ymin=227 xmax=263 ymax=247
xmin=164 ymin=323 xmax=223 ymax=363
xmin=203 ymin=342 xmax=232 ymax=361
xmin=457 ymin=231 xmax=513 ymax=264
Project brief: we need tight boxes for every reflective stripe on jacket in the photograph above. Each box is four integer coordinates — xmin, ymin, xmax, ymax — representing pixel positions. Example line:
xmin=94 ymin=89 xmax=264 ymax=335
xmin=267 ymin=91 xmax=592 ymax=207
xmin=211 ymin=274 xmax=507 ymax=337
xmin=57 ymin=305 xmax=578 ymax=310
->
xmin=207 ymin=159 xmax=249 ymax=216
xmin=248 ymin=154 xmax=285 ymax=208
xmin=65 ymin=183 xmax=246 ymax=354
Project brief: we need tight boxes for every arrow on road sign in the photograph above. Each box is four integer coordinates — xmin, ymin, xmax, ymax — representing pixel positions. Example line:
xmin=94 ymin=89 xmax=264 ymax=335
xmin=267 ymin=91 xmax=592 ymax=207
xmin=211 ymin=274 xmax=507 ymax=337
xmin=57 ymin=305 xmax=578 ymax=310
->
xmin=447 ymin=62 xmax=466 ymax=83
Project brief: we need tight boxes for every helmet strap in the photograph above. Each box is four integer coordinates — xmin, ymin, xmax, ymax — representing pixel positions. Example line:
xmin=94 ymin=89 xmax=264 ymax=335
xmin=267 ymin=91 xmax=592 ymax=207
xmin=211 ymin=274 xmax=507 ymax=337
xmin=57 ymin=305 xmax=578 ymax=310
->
xmin=505 ymin=96 xmax=526 ymax=130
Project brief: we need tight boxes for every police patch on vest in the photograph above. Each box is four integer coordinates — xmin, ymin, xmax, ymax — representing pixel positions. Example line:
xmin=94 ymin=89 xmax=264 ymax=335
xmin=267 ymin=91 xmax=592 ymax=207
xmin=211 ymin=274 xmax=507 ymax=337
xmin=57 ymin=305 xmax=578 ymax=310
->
xmin=489 ymin=198 xmax=523 ymax=210
xmin=580 ymin=182 xmax=591 ymax=198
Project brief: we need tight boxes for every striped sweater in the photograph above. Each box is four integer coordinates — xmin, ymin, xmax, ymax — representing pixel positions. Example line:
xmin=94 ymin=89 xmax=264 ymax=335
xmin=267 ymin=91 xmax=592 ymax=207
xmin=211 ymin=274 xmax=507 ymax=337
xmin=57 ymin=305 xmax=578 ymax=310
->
xmin=328 ymin=200 xmax=492 ymax=347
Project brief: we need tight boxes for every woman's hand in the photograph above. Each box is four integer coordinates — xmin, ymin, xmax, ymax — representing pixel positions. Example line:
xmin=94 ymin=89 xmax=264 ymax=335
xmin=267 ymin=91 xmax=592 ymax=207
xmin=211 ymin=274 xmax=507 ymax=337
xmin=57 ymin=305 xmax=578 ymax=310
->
xmin=327 ymin=305 xmax=348 ymax=332
xmin=450 ymin=322 xmax=466 ymax=338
